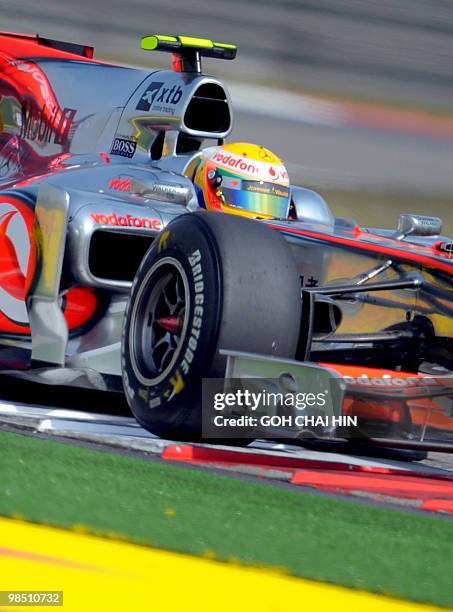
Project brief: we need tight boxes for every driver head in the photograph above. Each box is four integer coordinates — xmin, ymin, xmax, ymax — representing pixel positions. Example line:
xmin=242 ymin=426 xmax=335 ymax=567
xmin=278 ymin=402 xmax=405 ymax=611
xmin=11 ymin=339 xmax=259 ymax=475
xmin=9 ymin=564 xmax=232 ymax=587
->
xmin=190 ymin=142 xmax=291 ymax=219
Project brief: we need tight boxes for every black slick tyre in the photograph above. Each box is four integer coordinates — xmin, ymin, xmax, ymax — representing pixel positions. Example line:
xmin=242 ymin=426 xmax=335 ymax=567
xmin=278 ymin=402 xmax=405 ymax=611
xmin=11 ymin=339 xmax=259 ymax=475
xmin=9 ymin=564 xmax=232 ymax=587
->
xmin=121 ymin=211 xmax=301 ymax=440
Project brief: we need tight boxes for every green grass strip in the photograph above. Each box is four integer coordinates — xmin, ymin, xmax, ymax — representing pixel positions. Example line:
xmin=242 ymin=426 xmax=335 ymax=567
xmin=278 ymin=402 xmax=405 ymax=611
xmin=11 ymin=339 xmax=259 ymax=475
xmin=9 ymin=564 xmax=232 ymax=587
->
xmin=1 ymin=431 xmax=452 ymax=607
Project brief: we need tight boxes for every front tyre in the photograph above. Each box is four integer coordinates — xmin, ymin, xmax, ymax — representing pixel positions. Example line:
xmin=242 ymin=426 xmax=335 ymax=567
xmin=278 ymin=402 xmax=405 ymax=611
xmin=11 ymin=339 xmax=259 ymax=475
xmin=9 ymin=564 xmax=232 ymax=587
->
xmin=122 ymin=211 xmax=301 ymax=440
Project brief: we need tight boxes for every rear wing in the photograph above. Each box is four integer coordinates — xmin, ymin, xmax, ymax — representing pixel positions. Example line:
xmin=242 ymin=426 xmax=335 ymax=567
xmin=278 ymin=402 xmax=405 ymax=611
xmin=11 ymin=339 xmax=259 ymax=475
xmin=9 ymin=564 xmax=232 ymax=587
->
xmin=0 ymin=31 xmax=94 ymax=58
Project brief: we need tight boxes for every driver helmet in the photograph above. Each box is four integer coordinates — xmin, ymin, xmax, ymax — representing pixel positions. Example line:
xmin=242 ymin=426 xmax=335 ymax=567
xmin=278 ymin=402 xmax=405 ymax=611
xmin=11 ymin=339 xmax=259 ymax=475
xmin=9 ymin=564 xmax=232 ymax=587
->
xmin=190 ymin=142 xmax=291 ymax=219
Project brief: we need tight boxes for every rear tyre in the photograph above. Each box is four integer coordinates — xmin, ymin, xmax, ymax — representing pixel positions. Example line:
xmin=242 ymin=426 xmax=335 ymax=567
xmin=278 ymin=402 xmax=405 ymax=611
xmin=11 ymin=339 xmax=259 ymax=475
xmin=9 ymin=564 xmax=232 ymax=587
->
xmin=121 ymin=211 xmax=301 ymax=440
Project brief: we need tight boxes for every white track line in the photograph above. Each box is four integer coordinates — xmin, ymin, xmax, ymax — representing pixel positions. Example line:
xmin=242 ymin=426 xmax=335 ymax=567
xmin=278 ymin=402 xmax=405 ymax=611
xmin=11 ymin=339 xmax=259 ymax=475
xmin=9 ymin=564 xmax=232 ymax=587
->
xmin=2 ymin=400 xmax=451 ymax=474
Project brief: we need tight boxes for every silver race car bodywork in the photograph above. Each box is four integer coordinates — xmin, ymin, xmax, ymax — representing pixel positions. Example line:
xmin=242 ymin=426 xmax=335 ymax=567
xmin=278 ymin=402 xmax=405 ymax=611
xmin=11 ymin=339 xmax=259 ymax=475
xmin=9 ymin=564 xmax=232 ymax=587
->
xmin=0 ymin=32 xmax=452 ymax=445
xmin=0 ymin=34 xmax=235 ymax=384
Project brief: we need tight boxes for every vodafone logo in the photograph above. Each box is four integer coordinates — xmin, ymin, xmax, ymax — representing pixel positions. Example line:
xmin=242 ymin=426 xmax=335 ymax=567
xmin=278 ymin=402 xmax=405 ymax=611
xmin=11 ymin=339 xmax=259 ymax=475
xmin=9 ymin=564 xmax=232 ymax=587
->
xmin=109 ymin=177 xmax=131 ymax=192
xmin=268 ymin=165 xmax=289 ymax=181
xmin=90 ymin=212 xmax=162 ymax=230
xmin=343 ymin=374 xmax=437 ymax=388
xmin=0 ymin=197 xmax=36 ymax=327
xmin=268 ymin=166 xmax=277 ymax=179
xmin=212 ymin=152 xmax=260 ymax=176
xmin=208 ymin=149 xmax=290 ymax=185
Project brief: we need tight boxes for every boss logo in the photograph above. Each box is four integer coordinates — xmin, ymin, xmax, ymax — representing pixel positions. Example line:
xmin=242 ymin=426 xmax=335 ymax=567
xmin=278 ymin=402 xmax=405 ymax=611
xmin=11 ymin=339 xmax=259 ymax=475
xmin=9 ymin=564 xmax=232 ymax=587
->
xmin=110 ymin=138 xmax=137 ymax=158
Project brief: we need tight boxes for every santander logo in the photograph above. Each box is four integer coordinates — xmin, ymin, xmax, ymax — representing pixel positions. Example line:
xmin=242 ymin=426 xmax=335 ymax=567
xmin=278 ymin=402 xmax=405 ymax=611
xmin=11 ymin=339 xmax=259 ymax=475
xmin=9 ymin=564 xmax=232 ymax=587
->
xmin=0 ymin=198 xmax=36 ymax=327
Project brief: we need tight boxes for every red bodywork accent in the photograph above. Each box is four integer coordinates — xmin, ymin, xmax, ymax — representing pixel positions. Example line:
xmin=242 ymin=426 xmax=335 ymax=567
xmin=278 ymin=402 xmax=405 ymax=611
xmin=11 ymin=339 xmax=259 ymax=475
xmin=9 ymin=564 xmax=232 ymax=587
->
xmin=0 ymin=37 xmax=105 ymax=336
xmin=0 ymin=30 xmax=112 ymax=185
xmin=0 ymin=33 xmax=95 ymax=183
xmin=63 ymin=287 xmax=100 ymax=331
xmin=0 ymin=194 xmax=99 ymax=335
xmin=99 ymin=151 xmax=111 ymax=165
xmin=0 ymin=51 xmax=75 ymax=145
xmin=0 ymin=195 xmax=37 ymax=332
xmin=321 ymin=363 xmax=453 ymax=432
xmin=171 ymin=54 xmax=184 ymax=73
xmin=0 ymin=210 xmax=26 ymax=299
xmin=0 ymin=287 xmax=100 ymax=336
xmin=0 ymin=31 xmax=101 ymax=63
xmin=271 ymin=224 xmax=453 ymax=273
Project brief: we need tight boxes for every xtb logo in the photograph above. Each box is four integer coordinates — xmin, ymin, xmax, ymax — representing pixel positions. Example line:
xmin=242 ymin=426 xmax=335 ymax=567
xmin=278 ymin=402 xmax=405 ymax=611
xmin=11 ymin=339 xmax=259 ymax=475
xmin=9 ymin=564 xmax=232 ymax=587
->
xmin=136 ymin=82 xmax=183 ymax=111
xmin=136 ymin=82 xmax=164 ymax=111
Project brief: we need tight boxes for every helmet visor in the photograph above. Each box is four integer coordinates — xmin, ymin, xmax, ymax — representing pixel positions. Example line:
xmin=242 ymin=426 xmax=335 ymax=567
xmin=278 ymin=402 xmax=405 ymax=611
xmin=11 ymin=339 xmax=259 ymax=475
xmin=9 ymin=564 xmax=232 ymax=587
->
xmin=219 ymin=174 xmax=290 ymax=219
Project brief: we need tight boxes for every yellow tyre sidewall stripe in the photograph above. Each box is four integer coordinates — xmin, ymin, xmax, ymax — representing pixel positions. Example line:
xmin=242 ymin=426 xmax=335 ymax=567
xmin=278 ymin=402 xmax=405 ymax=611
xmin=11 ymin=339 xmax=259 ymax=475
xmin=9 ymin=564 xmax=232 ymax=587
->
xmin=0 ymin=517 xmax=442 ymax=612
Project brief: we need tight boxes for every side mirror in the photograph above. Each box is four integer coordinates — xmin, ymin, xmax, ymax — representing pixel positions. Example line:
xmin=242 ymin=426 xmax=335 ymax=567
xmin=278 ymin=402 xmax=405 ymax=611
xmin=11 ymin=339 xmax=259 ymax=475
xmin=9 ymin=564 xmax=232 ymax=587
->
xmin=291 ymin=187 xmax=334 ymax=227
xmin=397 ymin=214 xmax=442 ymax=238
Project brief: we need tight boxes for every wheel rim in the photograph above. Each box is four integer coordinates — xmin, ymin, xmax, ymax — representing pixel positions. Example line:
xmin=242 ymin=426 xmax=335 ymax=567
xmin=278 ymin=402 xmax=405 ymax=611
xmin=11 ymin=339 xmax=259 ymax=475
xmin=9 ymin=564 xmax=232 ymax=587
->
xmin=129 ymin=257 xmax=189 ymax=386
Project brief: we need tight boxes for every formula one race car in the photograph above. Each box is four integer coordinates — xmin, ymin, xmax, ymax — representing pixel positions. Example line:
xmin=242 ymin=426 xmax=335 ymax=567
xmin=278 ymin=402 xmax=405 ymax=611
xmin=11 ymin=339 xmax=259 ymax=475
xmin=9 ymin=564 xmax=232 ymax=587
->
xmin=0 ymin=32 xmax=452 ymax=446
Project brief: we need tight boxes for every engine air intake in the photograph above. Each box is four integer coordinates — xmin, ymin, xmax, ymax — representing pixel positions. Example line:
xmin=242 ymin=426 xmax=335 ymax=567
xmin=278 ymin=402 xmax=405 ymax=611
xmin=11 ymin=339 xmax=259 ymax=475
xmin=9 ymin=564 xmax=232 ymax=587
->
xmin=183 ymin=83 xmax=231 ymax=133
